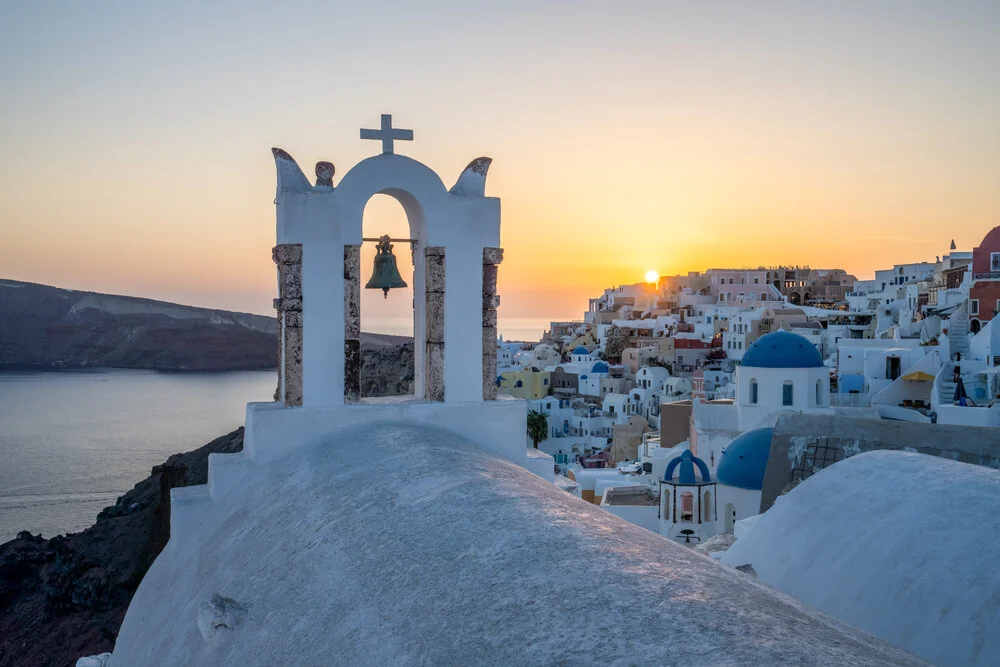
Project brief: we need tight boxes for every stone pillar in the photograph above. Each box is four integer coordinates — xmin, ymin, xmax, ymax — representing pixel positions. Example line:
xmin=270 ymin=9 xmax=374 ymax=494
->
xmin=272 ymin=244 xmax=303 ymax=407
xmin=344 ymin=245 xmax=362 ymax=403
xmin=482 ymin=248 xmax=503 ymax=400
xmin=425 ymin=246 xmax=446 ymax=402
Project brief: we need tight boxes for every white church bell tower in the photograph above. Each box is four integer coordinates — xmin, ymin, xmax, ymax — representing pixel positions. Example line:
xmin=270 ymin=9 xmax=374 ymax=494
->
xmin=245 ymin=114 xmax=549 ymax=477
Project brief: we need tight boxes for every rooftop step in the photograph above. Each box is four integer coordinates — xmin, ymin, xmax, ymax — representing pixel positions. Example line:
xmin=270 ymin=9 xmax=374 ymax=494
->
xmin=208 ymin=452 xmax=256 ymax=500
xmin=168 ymin=484 xmax=211 ymax=553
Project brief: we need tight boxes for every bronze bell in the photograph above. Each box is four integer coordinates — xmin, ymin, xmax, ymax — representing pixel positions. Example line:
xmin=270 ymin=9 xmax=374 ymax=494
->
xmin=365 ymin=234 xmax=408 ymax=298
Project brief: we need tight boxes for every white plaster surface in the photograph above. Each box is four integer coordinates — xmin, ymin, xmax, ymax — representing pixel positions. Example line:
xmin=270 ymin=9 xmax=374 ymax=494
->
xmin=243 ymin=397 xmax=538 ymax=476
xmin=113 ymin=424 xmax=924 ymax=666
xmin=722 ymin=451 xmax=1000 ymax=667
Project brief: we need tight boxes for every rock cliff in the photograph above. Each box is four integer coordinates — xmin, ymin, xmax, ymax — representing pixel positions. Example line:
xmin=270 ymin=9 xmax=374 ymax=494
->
xmin=0 ymin=429 xmax=245 ymax=667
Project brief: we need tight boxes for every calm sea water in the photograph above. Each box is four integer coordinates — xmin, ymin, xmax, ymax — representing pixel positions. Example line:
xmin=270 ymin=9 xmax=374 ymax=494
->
xmin=0 ymin=370 xmax=275 ymax=543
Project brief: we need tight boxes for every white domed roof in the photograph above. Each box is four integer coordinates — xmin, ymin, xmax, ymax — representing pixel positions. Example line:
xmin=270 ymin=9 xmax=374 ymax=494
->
xmin=112 ymin=425 xmax=922 ymax=666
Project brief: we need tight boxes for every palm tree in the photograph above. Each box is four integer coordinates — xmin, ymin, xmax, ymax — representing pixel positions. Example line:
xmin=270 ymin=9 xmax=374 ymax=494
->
xmin=526 ymin=409 xmax=548 ymax=449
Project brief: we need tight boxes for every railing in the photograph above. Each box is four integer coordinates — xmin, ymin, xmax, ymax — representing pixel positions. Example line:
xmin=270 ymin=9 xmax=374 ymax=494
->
xmin=830 ymin=392 xmax=871 ymax=407
xmin=973 ymin=272 xmax=1000 ymax=281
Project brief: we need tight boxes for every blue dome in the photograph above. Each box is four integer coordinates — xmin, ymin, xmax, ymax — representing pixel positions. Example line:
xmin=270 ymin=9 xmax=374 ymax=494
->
xmin=717 ymin=428 xmax=773 ymax=490
xmin=591 ymin=361 xmax=609 ymax=374
xmin=741 ymin=331 xmax=824 ymax=369
xmin=572 ymin=346 xmax=590 ymax=355
xmin=664 ymin=450 xmax=712 ymax=484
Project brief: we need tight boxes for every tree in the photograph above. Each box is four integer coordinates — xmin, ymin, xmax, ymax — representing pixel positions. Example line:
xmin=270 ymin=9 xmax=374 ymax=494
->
xmin=603 ymin=325 xmax=629 ymax=364
xmin=527 ymin=409 xmax=548 ymax=449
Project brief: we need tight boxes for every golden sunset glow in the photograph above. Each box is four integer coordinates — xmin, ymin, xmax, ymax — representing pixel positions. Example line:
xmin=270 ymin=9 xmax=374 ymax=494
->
xmin=645 ymin=270 xmax=660 ymax=284
xmin=0 ymin=3 xmax=997 ymax=339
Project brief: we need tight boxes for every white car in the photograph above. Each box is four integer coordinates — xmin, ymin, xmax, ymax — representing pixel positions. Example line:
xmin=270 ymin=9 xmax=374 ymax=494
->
xmin=617 ymin=460 xmax=641 ymax=474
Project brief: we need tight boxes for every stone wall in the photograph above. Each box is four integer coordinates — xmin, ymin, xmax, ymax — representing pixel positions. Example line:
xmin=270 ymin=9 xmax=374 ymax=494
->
xmin=761 ymin=413 xmax=1000 ymax=511
xmin=425 ymin=247 xmax=445 ymax=402
xmin=273 ymin=244 xmax=303 ymax=406
xmin=344 ymin=245 xmax=361 ymax=403
xmin=482 ymin=247 xmax=503 ymax=400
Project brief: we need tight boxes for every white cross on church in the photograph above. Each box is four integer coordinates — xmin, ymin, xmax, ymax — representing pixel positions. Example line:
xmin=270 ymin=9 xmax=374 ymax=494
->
xmin=360 ymin=114 xmax=413 ymax=155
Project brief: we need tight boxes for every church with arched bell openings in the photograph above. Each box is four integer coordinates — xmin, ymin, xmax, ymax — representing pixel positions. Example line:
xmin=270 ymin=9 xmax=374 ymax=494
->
xmin=255 ymin=114 xmax=552 ymax=478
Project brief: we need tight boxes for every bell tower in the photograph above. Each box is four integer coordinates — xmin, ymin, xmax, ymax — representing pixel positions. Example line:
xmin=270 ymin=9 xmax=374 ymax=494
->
xmin=247 ymin=114 xmax=550 ymax=478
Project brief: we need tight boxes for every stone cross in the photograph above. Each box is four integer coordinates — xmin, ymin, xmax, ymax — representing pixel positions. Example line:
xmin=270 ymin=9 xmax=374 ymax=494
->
xmin=360 ymin=114 xmax=413 ymax=154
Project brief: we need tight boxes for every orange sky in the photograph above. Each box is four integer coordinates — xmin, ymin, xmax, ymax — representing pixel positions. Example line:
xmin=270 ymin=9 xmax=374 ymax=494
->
xmin=1 ymin=3 xmax=998 ymax=335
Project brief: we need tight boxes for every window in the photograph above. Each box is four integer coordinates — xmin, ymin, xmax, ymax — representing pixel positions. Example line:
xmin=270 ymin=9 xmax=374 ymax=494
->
xmin=680 ymin=491 xmax=694 ymax=522
xmin=783 ymin=381 xmax=794 ymax=406
xmin=754 ymin=277 xmax=759 ymax=284
xmin=992 ymin=253 xmax=1000 ymax=272
xmin=729 ymin=278 xmax=734 ymax=284
xmin=971 ymin=299 xmax=980 ymax=316
xmin=703 ymin=491 xmax=713 ymax=521
xmin=815 ymin=380 xmax=823 ymax=405
xmin=749 ymin=379 xmax=758 ymax=405
xmin=886 ymin=356 xmax=901 ymax=381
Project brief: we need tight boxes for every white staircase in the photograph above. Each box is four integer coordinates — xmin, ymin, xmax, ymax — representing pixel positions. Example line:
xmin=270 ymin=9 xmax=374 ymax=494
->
xmin=949 ymin=301 xmax=971 ymax=357
xmin=167 ymin=451 xmax=258 ymax=554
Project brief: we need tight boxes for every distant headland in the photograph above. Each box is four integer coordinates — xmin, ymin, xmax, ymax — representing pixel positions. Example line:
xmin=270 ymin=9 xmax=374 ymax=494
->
xmin=0 ymin=279 xmax=410 ymax=373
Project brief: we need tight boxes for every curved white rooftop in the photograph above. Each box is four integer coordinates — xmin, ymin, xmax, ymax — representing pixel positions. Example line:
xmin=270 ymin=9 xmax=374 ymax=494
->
xmin=113 ymin=425 xmax=923 ymax=666
xmin=722 ymin=450 xmax=1000 ymax=667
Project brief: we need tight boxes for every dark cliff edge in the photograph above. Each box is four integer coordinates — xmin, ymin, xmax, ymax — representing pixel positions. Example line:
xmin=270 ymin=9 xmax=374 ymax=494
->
xmin=0 ymin=429 xmax=245 ymax=667
xmin=0 ymin=280 xmax=416 ymax=664
xmin=0 ymin=339 xmax=415 ymax=667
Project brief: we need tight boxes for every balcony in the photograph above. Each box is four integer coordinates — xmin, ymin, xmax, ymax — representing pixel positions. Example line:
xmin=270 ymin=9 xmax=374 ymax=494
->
xmin=830 ymin=392 xmax=870 ymax=407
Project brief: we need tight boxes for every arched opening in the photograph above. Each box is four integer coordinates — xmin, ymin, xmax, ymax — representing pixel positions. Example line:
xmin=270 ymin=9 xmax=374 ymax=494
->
xmin=749 ymin=378 xmax=758 ymax=405
xmin=680 ymin=491 xmax=694 ymax=522
xmin=815 ymin=379 xmax=823 ymax=405
xmin=360 ymin=195 xmax=416 ymax=397
xmin=725 ymin=502 xmax=736 ymax=534
xmin=783 ymin=380 xmax=794 ymax=406
xmin=971 ymin=319 xmax=982 ymax=334
xmin=703 ymin=490 xmax=713 ymax=521
xmin=789 ymin=292 xmax=801 ymax=305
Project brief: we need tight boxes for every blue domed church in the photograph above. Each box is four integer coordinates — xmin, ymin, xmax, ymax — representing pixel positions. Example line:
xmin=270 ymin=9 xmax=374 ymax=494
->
xmin=685 ymin=330 xmax=833 ymax=536
xmin=735 ymin=330 xmax=832 ymax=431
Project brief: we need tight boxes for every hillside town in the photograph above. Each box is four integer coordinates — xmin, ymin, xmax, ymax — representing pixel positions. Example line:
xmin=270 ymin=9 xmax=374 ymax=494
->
xmin=499 ymin=228 xmax=1000 ymax=546
xmin=70 ymin=123 xmax=997 ymax=667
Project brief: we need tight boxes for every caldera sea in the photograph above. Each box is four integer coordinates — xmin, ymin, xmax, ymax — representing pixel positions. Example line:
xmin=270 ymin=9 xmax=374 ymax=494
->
xmin=0 ymin=369 xmax=275 ymax=542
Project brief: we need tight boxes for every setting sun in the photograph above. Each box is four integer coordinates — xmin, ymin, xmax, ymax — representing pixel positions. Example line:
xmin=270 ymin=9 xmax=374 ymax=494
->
xmin=645 ymin=270 xmax=659 ymax=284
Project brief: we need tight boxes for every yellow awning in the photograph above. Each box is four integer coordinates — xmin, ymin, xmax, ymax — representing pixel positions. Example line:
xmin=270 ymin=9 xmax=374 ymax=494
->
xmin=902 ymin=371 xmax=935 ymax=382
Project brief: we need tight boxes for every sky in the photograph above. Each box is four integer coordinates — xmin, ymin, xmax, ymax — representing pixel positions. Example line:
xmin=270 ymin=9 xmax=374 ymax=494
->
xmin=1 ymin=1 xmax=998 ymax=338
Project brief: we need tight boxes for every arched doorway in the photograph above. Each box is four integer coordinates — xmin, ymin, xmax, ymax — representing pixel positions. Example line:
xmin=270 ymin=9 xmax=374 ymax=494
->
xmin=971 ymin=319 xmax=982 ymax=334
xmin=360 ymin=195 xmax=416 ymax=397
xmin=789 ymin=292 xmax=801 ymax=305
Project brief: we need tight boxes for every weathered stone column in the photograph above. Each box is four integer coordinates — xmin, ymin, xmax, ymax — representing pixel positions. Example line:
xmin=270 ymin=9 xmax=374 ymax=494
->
xmin=483 ymin=247 xmax=503 ymax=400
xmin=344 ymin=245 xmax=362 ymax=403
xmin=425 ymin=246 xmax=446 ymax=402
xmin=273 ymin=244 xmax=303 ymax=406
